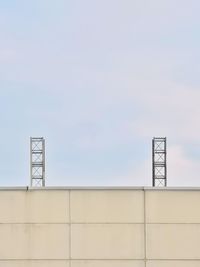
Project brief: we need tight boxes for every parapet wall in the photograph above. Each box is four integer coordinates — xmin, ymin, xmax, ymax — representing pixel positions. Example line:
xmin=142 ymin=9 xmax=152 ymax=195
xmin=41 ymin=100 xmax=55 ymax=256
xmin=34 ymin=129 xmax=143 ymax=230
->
xmin=0 ymin=187 xmax=200 ymax=267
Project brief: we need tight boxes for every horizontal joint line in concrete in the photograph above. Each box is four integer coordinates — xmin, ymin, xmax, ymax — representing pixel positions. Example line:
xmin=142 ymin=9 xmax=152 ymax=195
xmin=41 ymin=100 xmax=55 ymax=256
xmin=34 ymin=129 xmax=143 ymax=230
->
xmin=147 ymin=259 xmax=200 ymax=261
xmin=145 ymin=222 xmax=200 ymax=225
xmin=2 ymin=222 xmax=200 ymax=225
xmin=0 ymin=223 xmax=71 ymax=225
xmin=70 ymin=260 xmax=145 ymax=261
xmin=1 ymin=259 xmax=200 ymax=261
xmin=0 ymin=259 xmax=69 ymax=262
xmin=70 ymin=222 xmax=144 ymax=225
xmin=0 ymin=259 xmax=144 ymax=261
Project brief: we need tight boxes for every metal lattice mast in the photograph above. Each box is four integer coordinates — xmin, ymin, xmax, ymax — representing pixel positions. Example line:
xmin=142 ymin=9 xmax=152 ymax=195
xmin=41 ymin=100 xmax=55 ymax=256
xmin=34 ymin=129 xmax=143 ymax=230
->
xmin=152 ymin=137 xmax=167 ymax=187
xmin=30 ymin=137 xmax=45 ymax=187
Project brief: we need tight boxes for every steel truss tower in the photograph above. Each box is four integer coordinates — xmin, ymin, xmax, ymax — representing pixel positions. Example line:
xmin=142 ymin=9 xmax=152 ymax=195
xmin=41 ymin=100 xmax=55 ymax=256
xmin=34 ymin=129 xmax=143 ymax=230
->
xmin=30 ymin=137 xmax=45 ymax=187
xmin=152 ymin=137 xmax=167 ymax=187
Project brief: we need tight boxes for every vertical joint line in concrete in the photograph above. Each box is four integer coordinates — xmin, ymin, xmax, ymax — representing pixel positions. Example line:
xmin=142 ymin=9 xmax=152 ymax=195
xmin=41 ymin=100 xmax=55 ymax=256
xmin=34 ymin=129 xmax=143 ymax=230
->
xmin=144 ymin=189 xmax=147 ymax=267
xmin=69 ymin=189 xmax=71 ymax=267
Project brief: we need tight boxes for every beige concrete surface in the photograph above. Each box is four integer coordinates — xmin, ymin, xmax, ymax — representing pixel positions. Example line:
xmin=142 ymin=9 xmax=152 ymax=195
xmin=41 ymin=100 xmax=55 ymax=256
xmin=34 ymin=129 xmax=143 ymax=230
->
xmin=0 ymin=224 xmax=69 ymax=259
xmin=71 ymin=260 xmax=145 ymax=267
xmin=0 ymin=261 xmax=69 ymax=267
xmin=28 ymin=191 xmax=69 ymax=223
xmin=147 ymin=224 xmax=200 ymax=259
xmin=70 ymin=190 xmax=144 ymax=223
xmin=0 ymin=191 xmax=69 ymax=223
xmin=146 ymin=191 xmax=200 ymax=223
xmin=71 ymin=224 xmax=144 ymax=259
xmin=0 ymin=191 xmax=27 ymax=223
xmin=147 ymin=261 xmax=200 ymax=267
xmin=30 ymin=224 xmax=69 ymax=259
xmin=1 ymin=188 xmax=200 ymax=266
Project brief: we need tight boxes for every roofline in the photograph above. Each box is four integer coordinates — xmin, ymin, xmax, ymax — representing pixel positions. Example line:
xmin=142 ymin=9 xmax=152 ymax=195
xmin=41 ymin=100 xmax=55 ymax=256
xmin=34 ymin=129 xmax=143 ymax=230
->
xmin=0 ymin=186 xmax=200 ymax=191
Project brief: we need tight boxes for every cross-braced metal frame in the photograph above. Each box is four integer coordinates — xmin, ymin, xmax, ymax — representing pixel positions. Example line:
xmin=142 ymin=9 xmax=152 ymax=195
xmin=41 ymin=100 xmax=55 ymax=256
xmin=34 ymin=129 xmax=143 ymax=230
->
xmin=30 ymin=137 xmax=45 ymax=187
xmin=152 ymin=137 xmax=167 ymax=187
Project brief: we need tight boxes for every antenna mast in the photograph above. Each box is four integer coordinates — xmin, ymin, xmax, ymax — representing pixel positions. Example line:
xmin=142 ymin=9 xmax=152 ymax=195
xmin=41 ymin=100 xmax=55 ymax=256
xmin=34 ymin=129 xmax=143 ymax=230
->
xmin=30 ymin=137 xmax=45 ymax=187
xmin=152 ymin=137 xmax=167 ymax=187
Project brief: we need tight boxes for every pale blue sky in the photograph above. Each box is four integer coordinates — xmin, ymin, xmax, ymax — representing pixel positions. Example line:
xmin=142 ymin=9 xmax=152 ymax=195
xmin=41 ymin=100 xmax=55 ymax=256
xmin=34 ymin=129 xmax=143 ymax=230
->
xmin=1 ymin=0 xmax=200 ymax=186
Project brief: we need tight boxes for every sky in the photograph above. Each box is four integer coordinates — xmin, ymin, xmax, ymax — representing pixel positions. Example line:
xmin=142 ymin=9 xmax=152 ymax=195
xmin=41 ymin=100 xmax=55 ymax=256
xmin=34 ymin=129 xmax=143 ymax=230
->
xmin=0 ymin=0 xmax=200 ymax=186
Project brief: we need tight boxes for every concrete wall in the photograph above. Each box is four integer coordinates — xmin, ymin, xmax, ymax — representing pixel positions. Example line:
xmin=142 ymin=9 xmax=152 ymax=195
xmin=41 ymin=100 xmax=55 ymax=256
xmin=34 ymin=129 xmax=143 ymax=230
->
xmin=0 ymin=187 xmax=200 ymax=266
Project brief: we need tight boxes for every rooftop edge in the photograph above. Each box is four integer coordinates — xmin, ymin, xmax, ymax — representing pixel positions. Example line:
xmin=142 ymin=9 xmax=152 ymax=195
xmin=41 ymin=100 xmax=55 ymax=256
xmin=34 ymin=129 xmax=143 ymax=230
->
xmin=0 ymin=186 xmax=200 ymax=191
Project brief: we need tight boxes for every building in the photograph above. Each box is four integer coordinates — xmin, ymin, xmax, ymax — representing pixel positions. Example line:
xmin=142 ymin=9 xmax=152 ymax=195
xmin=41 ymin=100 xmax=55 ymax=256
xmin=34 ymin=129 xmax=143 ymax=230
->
xmin=0 ymin=187 xmax=200 ymax=266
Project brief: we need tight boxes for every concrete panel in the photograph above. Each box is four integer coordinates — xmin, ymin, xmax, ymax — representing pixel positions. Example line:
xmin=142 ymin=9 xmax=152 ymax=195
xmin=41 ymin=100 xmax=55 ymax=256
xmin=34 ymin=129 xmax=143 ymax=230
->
xmin=147 ymin=224 xmax=200 ymax=259
xmin=28 ymin=191 xmax=69 ymax=223
xmin=71 ymin=190 xmax=144 ymax=223
xmin=71 ymin=260 xmax=144 ymax=267
xmin=0 ymin=191 xmax=69 ymax=223
xmin=0 ymin=224 xmax=69 ymax=259
xmin=146 ymin=191 xmax=200 ymax=223
xmin=71 ymin=224 xmax=144 ymax=259
xmin=0 ymin=261 xmax=69 ymax=267
xmin=30 ymin=224 xmax=69 ymax=259
xmin=147 ymin=261 xmax=200 ymax=267
xmin=0 ymin=191 xmax=28 ymax=223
